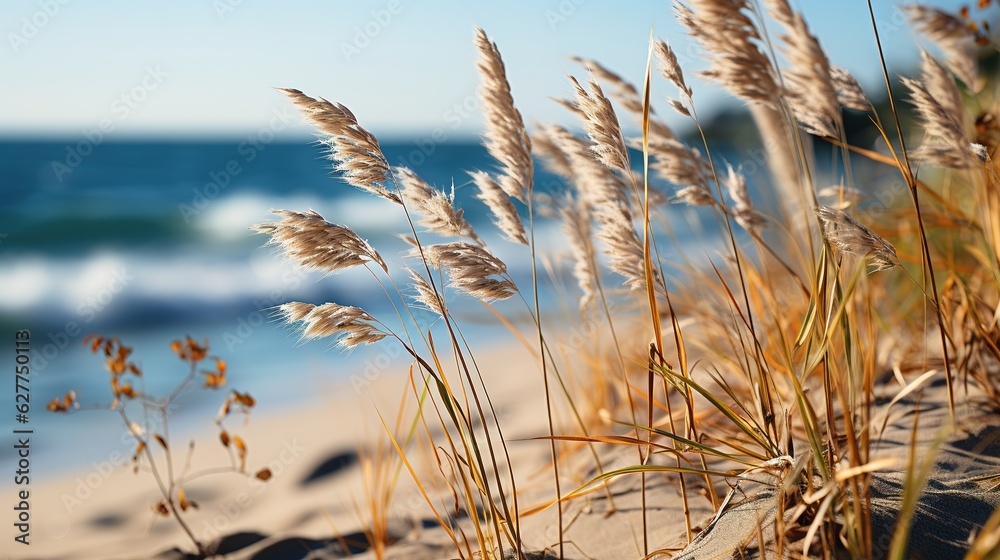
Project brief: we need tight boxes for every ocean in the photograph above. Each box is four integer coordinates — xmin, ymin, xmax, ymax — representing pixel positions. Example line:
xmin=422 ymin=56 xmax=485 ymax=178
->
xmin=0 ymin=138 xmax=717 ymax=476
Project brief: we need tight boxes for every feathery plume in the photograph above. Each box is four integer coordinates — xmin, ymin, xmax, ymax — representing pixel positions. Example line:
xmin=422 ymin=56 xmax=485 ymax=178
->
xmin=569 ymin=75 xmax=630 ymax=173
xmin=276 ymin=301 xmax=314 ymax=323
xmin=572 ymin=51 xmax=710 ymax=193
xmin=654 ymin=39 xmax=692 ymax=98
xmin=420 ymin=242 xmax=516 ymax=301
xmin=252 ymin=209 xmax=387 ymax=273
xmin=643 ymin=135 xmax=712 ymax=194
xmin=406 ymin=268 xmax=446 ymax=316
xmin=560 ymin=193 xmax=597 ymax=311
xmin=675 ymin=185 xmax=717 ymax=207
xmin=278 ymin=302 xmax=387 ymax=347
xmin=572 ymin=56 xmax=645 ymax=115
xmin=904 ymin=4 xmax=979 ymax=87
xmin=765 ymin=0 xmax=840 ymax=137
xmin=531 ymin=127 xmax=575 ymax=179
xmin=723 ymin=164 xmax=763 ymax=234
xmin=470 ymin=171 xmax=528 ymax=245
xmin=572 ymin=57 xmax=687 ymax=166
xmin=668 ymin=98 xmax=691 ymax=117
xmin=920 ymin=49 xmax=964 ymax=124
xmin=474 ymin=27 xmax=533 ymax=201
xmin=279 ymin=88 xmax=398 ymax=203
xmin=830 ymin=66 xmax=871 ymax=111
xmin=815 ymin=206 xmax=898 ymax=273
xmin=677 ymin=0 xmax=779 ymax=106
xmin=395 ymin=167 xmax=480 ymax=242
xmin=572 ymin=56 xmax=683 ymax=156
xmin=904 ymin=51 xmax=975 ymax=168
xmin=544 ymin=125 xmax=648 ymax=290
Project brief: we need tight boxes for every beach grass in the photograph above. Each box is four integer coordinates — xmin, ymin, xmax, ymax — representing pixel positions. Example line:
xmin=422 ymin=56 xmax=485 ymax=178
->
xmin=248 ymin=1 xmax=1000 ymax=558
xmin=41 ymin=1 xmax=1000 ymax=558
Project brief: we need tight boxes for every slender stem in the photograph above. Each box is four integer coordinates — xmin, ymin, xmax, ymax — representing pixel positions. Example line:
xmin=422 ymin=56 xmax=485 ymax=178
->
xmin=866 ymin=0 xmax=955 ymax=420
xmin=527 ymin=189 xmax=563 ymax=559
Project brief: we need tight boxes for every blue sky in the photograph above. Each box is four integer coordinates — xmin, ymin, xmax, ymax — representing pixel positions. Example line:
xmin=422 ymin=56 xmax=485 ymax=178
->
xmin=1 ymin=0 xmax=971 ymax=138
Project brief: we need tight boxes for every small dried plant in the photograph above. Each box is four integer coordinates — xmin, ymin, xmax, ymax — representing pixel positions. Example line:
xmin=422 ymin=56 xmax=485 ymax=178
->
xmin=48 ymin=335 xmax=272 ymax=557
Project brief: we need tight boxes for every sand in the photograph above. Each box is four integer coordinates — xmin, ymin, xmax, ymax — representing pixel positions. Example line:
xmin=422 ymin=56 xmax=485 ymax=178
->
xmin=6 ymin=340 xmax=999 ymax=560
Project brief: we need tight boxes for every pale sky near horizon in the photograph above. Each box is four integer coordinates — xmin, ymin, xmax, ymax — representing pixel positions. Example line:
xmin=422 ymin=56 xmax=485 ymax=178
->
xmin=1 ymin=0 xmax=974 ymax=139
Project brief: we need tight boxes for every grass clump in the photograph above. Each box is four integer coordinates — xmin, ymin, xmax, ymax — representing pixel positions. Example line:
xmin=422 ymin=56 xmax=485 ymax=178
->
xmin=254 ymin=1 xmax=1000 ymax=557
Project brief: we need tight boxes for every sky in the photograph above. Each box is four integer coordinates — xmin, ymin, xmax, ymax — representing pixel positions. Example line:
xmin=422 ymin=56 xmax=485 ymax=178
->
xmin=1 ymin=0 xmax=973 ymax=139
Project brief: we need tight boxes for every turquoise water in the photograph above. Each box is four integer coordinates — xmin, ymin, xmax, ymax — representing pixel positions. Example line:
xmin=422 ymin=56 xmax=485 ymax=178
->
xmin=0 ymin=137 xmax=718 ymax=476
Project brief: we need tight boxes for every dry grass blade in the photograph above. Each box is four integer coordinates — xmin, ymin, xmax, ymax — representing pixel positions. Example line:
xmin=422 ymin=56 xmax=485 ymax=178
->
xmin=420 ymin=242 xmax=516 ymax=301
xmin=475 ymin=27 xmax=533 ymax=201
xmin=396 ymin=166 xmax=481 ymax=242
xmin=815 ymin=205 xmax=898 ymax=272
xmin=252 ymin=209 xmax=388 ymax=273
xmin=470 ymin=170 xmax=528 ymax=245
xmin=278 ymin=301 xmax=387 ymax=347
xmin=279 ymin=88 xmax=397 ymax=203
